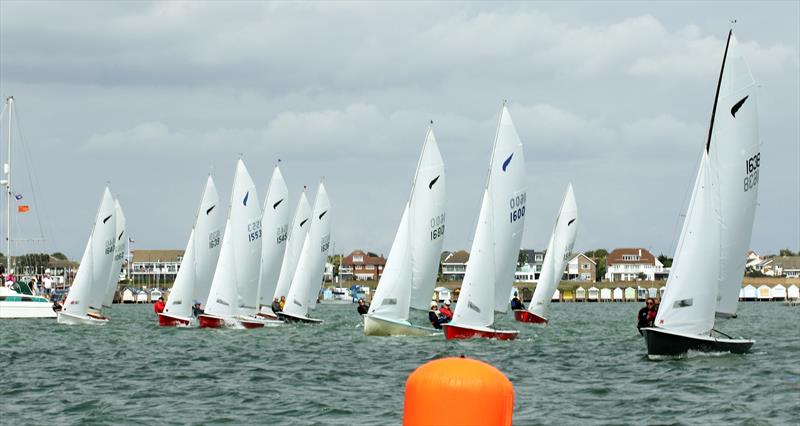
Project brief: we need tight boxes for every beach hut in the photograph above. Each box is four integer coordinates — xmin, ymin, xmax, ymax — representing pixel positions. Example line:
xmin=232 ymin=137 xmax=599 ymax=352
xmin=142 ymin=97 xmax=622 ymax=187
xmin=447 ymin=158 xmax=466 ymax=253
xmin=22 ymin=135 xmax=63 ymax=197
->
xmin=624 ymin=287 xmax=636 ymax=302
xmin=562 ymin=290 xmax=574 ymax=302
xmin=121 ymin=288 xmax=135 ymax=303
xmin=150 ymin=289 xmax=162 ymax=302
xmin=757 ymin=285 xmax=771 ymax=300
xmin=434 ymin=287 xmax=451 ymax=303
xmin=575 ymin=287 xmax=586 ymax=302
xmin=788 ymin=284 xmax=800 ymax=300
xmin=647 ymin=287 xmax=658 ymax=298
xmin=637 ymin=287 xmax=648 ymax=301
xmin=551 ymin=288 xmax=561 ymax=302
xmin=600 ymin=288 xmax=612 ymax=302
xmin=588 ymin=287 xmax=599 ymax=302
xmin=135 ymin=290 xmax=148 ymax=303
xmin=658 ymin=287 xmax=666 ymax=298
xmin=613 ymin=287 xmax=623 ymax=302
xmin=770 ymin=284 xmax=786 ymax=301
xmin=738 ymin=287 xmax=746 ymax=300
xmin=742 ymin=284 xmax=757 ymax=301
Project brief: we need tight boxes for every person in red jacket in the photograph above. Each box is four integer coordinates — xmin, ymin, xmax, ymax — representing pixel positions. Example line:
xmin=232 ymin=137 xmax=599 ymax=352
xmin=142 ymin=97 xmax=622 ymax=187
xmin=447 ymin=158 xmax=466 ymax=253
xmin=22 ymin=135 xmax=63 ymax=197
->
xmin=154 ymin=297 xmax=166 ymax=314
xmin=439 ymin=300 xmax=453 ymax=321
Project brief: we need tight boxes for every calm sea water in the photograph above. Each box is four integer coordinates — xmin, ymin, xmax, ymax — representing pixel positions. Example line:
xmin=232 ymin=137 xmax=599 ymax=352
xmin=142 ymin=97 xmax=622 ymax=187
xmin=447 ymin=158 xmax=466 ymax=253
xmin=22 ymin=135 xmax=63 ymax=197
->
xmin=1 ymin=302 xmax=798 ymax=425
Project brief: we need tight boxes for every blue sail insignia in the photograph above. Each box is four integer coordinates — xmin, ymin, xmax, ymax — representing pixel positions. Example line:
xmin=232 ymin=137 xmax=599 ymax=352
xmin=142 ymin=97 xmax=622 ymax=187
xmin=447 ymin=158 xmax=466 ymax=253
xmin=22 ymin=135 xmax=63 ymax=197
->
xmin=502 ymin=154 xmax=513 ymax=172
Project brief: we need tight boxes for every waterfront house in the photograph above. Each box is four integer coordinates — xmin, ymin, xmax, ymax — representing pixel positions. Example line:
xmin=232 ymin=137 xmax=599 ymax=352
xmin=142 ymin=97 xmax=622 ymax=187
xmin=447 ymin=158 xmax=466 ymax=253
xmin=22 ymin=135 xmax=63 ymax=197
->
xmin=575 ymin=286 xmax=586 ymax=302
xmin=121 ymin=288 xmax=135 ymax=303
xmin=588 ymin=287 xmax=599 ymax=302
xmin=770 ymin=284 xmax=787 ymax=300
xmin=768 ymin=256 xmax=800 ymax=278
xmin=515 ymin=249 xmax=545 ymax=282
xmin=788 ymin=284 xmax=800 ymax=301
xmin=130 ymin=250 xmax=184 ymax=286
xmin=605 ymin=248 xmax=664 ymax=282
xmin=341 ymin=250 xmax=386 ymax=281
xmin=741 ymin=285 xmax=757 ymax=301
xmin=567 ymin=253 xmax=596 ymax=282
xmin=441 ymin=250 xmax=469 ymax=281
xmin=624 ymin=287 xmax=636 ymax=301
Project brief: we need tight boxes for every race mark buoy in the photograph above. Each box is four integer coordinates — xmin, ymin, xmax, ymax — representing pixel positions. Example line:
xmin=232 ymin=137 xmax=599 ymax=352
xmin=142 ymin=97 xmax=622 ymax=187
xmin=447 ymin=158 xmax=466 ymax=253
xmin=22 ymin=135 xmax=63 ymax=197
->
xmin=403 ymin=357 xmax=513 ymax=426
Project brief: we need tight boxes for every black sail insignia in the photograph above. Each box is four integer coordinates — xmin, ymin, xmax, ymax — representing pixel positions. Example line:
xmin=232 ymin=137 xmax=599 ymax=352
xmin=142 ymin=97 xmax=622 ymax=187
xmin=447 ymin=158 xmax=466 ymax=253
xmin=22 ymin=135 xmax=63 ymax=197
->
xmin=731 ymin=95 xmax=748 ymax=117
xmin=103 ymin=215 xmax=112 ymax=224
xmin=428 ymin=175 xmax=440 ymax=189
xmin=299 ymin=218 xmax=309 ymax=228
xmin=206 ymin=204 xmax=216 ymax=215
xmin=273 ymin=199 xmax=284 ymax=209
xmin=319 ymin=210 xmax=328 ymax=220
xmin=567 ymin=218 xmax=576 ymax=226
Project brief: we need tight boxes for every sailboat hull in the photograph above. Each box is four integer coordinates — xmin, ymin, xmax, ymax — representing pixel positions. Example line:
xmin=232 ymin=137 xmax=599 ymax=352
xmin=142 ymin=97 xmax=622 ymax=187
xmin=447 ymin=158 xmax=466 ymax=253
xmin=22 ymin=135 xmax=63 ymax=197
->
xmin=57 ymin=311 xmax=108 ymax=325
xmin=278 ymin=312 xmax=323 ymax=323
xmin=237 ymin=315 xmax=284 ymax=328
xmin=364 ymin=314 xmax=441 ymax=337
xmin=198 ymin=313 xmax=233 ymax=328
xmin=158 ymin=313 xmax=191 ymax=327
xmin=257 ymin=311 xmax=280 ymax=320
xmin=442 ymin=323 xmax=518 ymax=340
xmin=513 ymin=310 xmax=548 ymax=324
xmin=642 ymin=327 xmax=754 ymax=358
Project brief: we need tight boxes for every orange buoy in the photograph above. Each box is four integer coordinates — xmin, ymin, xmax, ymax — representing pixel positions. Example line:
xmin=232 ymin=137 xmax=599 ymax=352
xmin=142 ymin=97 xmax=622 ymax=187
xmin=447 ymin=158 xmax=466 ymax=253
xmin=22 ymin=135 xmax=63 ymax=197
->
xmin=403 ymin=357 xmax=514 ymax=426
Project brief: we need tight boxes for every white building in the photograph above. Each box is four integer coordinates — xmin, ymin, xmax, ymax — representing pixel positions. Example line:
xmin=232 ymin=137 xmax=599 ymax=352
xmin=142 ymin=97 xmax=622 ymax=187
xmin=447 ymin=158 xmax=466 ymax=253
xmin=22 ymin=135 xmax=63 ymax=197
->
xmin=605 ymin=248 xmax=664 ymax=282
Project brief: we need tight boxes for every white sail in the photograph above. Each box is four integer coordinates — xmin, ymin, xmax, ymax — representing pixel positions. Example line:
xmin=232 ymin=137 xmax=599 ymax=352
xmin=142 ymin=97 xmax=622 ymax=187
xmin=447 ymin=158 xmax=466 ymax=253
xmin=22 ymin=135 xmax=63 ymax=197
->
xmin=451 ymin=191 xmax=496 ymax=328
xmin=273 ymin=192 xmax=311 ymax=301
xmin=257 ymin=166 xmax=290 ymax=311
xmin=409 ymin=128 xmax=447 ymax=310
xmin=63 ymin=187 xmax=116 ymax=316
xmin=204 ymin=220 xmax=238 ymax=318
xmin=163 ymin=230 xmax=196 ymax=319
xmin=102 ymin=200 xmax=126 ymax=308
xmin=528 ymin=184 xmax=578 ymax=319
xmin=192 ymin=176 xmax=223 ymax=308
xmin=230 ymin=159 xmax=263 ymax=318
xmin=368 ymin=205 xmax=412 ymax=320
xmin=491 ymin=106 xmax=527 ymax=312
xmin=709 ymin=34 xmax=760 ymax=317
xmin=655 ymin=153 xmax=720 ymax=335
xmin=283 ymin=182 xmax=331 ymax=318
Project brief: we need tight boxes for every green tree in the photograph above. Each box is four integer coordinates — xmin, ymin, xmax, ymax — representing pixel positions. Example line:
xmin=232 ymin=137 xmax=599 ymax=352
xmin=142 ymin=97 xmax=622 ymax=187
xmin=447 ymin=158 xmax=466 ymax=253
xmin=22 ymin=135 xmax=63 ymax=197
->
xmin=637 ymin=272 xmax=647 ymax=280
xmin=51 ymin=252 xmax=68 ymax=260
xmin=517 ymin=251 xmax=529 ymax=266
xmin=657 ymin=253 xmax=673 ymax=268
xmin=779 ymin=248 xmax=797 ymax=256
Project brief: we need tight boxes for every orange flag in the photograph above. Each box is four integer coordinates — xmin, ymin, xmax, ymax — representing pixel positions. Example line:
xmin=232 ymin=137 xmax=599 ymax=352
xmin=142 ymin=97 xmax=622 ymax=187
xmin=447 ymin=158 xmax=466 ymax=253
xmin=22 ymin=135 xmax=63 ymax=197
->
xmin=18 ymin=205 xmax=30 ymax=213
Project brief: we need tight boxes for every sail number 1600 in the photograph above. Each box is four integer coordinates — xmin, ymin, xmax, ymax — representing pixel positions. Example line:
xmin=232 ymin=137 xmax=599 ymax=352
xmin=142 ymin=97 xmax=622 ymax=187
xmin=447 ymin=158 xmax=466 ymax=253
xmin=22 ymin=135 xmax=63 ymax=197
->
xmin=509 ymin=193 xmax=526 ymax=223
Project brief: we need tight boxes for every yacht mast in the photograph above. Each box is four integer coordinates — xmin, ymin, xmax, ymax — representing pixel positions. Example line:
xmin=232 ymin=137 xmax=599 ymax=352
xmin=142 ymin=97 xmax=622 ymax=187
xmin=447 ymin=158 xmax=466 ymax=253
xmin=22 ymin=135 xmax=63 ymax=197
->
xmin=5 ymin=96 xmax=12 ymax=273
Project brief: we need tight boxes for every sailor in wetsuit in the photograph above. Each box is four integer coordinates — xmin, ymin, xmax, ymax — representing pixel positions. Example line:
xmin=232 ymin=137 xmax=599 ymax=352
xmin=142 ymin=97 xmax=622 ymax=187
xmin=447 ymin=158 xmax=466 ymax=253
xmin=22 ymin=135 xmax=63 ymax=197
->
xmin=357 ymin=299 xmax=369 ymax=315
xmin=637 ymin=298 xmax=656 ymax=334
xmin=510 ymin=292 xmax=525 ymax=310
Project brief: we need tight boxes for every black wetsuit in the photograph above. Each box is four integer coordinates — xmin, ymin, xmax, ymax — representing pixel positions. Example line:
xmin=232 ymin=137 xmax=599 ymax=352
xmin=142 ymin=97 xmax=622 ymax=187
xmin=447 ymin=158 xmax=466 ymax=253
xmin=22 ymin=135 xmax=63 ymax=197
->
xmin=357 ymin=304 xmax=369 ymax=315
xmin=637 ymin=307 xmax=652 ymax=332
xmin=192 ymin=305 xmax=204 ymax=317
xmin=511 ymin=297 xmax=524 ymax=310
xmin=429 ymin=311 xmax=443 ymax=329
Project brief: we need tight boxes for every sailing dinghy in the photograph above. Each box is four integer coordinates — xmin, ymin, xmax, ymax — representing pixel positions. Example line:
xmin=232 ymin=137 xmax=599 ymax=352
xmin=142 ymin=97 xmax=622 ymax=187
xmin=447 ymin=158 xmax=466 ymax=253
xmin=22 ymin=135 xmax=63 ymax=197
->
xmin=272 ymin=192 xmax=312 ymax=304
xmin=199 ymin=159 xmax=270 ymax=328
xmin=365 ymin=125 xmax=446 ymax=336
xmin=252 ymin=166 xmax=289 ymax=323
xmin=443 ymin=103 xmax=527 ymax=340
xmin=57 ymin=187 xmax=117 ymax=325
xmin=279 ymin=182 xmax=331 ymax=323
xmin=515 ymin=184 xmax=577 ymax=324
xmin=642 ymin=30 xmax=759 ymax=357
xmin=159 ymin=176 xmax=223 ymax=326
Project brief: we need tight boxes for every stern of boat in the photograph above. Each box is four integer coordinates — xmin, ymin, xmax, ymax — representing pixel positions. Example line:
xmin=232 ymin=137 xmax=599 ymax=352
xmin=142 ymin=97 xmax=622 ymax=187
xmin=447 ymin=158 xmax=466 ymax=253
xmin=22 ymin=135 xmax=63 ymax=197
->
xmin=513 ymin=310 xmax=548 ymax=324
xmin=442 ymin=323 xmax=518 ymax=341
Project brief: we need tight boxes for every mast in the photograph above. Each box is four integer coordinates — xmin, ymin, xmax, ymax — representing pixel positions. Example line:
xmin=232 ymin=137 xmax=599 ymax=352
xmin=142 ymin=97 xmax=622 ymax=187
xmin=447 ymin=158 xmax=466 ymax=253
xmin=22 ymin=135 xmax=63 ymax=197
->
xmin=5 ymin=96 xmax=12 ymax=273
xmin=705 ymin=30 xmax=733 ymax=153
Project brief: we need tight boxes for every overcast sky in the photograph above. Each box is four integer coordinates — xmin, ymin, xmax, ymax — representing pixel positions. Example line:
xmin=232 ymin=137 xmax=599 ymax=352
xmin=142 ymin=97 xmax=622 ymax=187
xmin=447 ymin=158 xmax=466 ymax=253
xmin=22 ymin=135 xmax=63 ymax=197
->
xmin=0 ymin=1 xmax=797 ymax=260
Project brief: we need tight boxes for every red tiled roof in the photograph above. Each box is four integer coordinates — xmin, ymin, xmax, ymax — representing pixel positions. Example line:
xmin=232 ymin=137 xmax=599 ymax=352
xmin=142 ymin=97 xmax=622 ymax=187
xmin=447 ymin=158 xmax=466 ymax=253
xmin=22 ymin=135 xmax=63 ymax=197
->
xmin=342 ymin=249 xmax=386 ymax=266
xmin=442 ymin=250 xmax=470 ymax=264
xmin=606 ymin=248 xmax=656 ymax=265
